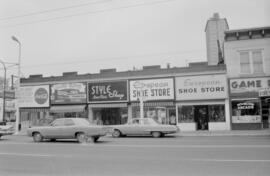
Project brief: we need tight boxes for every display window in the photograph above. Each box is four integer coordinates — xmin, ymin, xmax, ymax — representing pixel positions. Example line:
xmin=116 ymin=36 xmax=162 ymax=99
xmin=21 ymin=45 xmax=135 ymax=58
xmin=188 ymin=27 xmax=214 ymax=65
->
xmin=92 ymin=108 xmax=128 ymax=125
xmin=178 ymin=106 xmax=195 ymax=123
xmin=231 ymin=99 xmax=261 ymax=123
xmin=132 ymin=106 xmax=176 ymax=125
xmin=208 ymin=105 xmax=225 ymax=122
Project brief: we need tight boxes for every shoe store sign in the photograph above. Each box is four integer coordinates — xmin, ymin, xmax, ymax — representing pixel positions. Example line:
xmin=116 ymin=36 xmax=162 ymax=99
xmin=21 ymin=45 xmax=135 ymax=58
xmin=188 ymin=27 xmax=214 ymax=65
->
xmin=18 ymin=85 xmax=50 ymax=107
xmin=175 ymin=75 xmax=227 ymax=100
xmin=129 ymin=78 xmax=174 ymax=101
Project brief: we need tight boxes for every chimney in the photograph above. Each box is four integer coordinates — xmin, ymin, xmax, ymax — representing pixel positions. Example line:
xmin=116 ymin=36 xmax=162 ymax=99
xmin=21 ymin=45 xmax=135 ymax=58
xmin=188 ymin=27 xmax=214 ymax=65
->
xmin=62 ymin=72 xmax=77 ymax=77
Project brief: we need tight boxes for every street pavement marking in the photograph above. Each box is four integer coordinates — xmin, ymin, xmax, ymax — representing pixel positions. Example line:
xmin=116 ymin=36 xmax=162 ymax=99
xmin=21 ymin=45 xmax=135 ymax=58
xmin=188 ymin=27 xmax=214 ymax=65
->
xmin=0 ymin=152 xmax=51 ymax=157
xmin=186 ymin=159 xmax=270 ymax=162
xmin=1 ymin=152 xmax=270 ymax=163
xmin=1 ymin=142 xmax=270 ymax=148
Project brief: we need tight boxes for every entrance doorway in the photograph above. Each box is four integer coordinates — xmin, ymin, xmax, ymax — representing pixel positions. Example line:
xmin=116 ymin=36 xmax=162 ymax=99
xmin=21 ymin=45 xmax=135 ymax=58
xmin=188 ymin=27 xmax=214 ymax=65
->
xmin=261 ymin=97 xmax=270 ymax=129
xmin=195 ymin=106 xmax=209 ymax=130
xmin=93 ymin=108 xmax=128 ymax=125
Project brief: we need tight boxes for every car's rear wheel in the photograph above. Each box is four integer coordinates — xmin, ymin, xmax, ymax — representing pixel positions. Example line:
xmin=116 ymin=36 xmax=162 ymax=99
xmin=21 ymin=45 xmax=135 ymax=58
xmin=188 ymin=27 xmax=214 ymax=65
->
xmin=76 ymin=133 xmax=86 ymax=143
xmin=33 ymin=132 xmax=43 ymax=142
xmin=112 ymin=129 xmax=121 ymax=138
xmin=152 ymin=131 xmax=162 ymax=138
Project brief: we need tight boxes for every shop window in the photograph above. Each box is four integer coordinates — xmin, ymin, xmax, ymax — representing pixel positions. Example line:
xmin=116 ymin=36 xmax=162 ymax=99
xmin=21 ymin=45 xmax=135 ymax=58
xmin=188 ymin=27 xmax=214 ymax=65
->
xmin=132 ymin=106 xmax=175 ymax=125
xmin=208 ymin=105 xmax=225 ymax=122
xmin=232 ymin=100 xmax=260 ymax=116
xmin=178 ymin=106 xmax=194 ymax=123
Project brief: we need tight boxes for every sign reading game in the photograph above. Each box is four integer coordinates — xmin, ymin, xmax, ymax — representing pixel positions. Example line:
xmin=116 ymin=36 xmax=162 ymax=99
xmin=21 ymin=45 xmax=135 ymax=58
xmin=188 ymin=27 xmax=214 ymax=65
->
xmin=129 ymin=78 xmax=174 ymax=101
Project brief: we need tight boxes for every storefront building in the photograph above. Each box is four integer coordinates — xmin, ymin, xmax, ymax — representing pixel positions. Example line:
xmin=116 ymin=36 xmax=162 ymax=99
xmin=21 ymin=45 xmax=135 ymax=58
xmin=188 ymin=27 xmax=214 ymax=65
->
xmin=88 ymin=81 xmax=128 ymax=125
xmin=229 ymin=77 xmax=270 ymax=130
xmin=175 ymin=74 xmax=230 ymax=131
xmin=129 ymin=78 xmax=176 ymax=125
xmin=50 ymin=82 xmax=88 ymax=119
xmin=19 ymin=85 xmax=50 ymax=130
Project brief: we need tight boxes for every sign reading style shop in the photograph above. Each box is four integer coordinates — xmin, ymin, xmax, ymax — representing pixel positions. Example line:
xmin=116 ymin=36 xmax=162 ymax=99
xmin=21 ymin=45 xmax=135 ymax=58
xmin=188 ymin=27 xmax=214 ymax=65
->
xmin=175 ymin=75 xmax=227 ymax=100
xmin=51 ymin=83 xmax=87 ymax=104
xmin=129 ymin=78 xmax=174 ymax=101
xmin=88 ymin=81 xmax=127 ymax=102
xmin=19 ymin=85 xmax=50 ymax=107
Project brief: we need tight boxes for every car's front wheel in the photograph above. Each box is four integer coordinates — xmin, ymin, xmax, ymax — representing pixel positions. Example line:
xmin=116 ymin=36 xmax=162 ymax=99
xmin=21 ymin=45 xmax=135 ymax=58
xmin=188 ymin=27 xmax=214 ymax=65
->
xmin=33 ymin=132 xmax=43 ymax=142
xmin=151 ymin=131 xmax=162 ymax=138
xmin=112 ymin=129 xmax=121 ymax=138
xmin=87 ymin=136 xmax=99 ymax=143
xmin=76 ymin=133 xmax=86 ymax=143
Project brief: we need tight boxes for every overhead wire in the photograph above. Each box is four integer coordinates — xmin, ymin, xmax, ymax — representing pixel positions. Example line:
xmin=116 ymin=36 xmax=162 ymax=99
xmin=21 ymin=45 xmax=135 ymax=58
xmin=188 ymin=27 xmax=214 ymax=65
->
xmin=0 ymin=0 xmax=112 ymax=21
xmin=0 ymin=0 xmax=176 ymax=28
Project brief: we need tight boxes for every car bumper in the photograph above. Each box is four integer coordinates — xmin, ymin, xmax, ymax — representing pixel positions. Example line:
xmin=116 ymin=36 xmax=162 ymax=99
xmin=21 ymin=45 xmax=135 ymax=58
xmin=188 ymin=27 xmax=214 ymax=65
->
xmin=0 ymin=131 xmax=14 ymax=136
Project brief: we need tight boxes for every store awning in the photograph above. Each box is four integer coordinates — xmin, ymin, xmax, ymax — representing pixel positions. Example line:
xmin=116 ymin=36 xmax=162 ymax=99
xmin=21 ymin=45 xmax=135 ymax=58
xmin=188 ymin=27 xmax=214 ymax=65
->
xmin=89 ymin=103 xmax=127 ymax=108
xmin=131 ymin=101 xmax=174 ymax=107
xmin=20 ymin=108 xmax=49 ymax=112
xmin=50 ymin=105 xmax=86 ymax=113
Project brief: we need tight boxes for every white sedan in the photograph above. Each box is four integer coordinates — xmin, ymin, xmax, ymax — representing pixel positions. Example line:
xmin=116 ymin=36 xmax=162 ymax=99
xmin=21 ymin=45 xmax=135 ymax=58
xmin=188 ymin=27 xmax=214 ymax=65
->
xmin=27 ymin=118 xmax=108 ymax=143
xmin=111 ymin=118 xmax=179 ymax=138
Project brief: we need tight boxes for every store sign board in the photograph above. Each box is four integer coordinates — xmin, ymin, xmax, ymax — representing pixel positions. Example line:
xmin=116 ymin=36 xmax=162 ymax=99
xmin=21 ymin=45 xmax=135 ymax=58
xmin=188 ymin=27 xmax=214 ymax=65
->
xmin=230 ymin=77 xmax=270 ymax=94
xmin=129 ymin=78 xmax=174 ymax=101
xmin=88 ymin=81 xmax=127 ymax=102
xmin=19 ymin=85 xmax=50 ymax=107
xmin=259 ymin=88 xmax=270 ymax=97
xmin=232 ymin=115 xmax=261 ymax=123
xmin=175 ymin=75 xmax=227 ymax=100
xmin=51 ymin=83 xmax=87 ymax=104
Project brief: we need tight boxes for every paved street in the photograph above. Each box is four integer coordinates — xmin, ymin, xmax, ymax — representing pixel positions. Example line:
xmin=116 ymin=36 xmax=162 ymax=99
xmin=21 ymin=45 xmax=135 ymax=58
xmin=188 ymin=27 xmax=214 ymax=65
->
xmin=0 ymin=134 xmax=270 ymax=176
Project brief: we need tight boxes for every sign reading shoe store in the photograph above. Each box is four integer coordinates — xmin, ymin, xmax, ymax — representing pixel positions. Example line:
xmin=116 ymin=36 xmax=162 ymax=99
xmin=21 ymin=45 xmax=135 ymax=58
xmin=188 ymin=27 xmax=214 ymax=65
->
xmin=18 ymin=85 xmax=50 ymax=107
xmin=129 ymin=78 xmax=174 ymax=101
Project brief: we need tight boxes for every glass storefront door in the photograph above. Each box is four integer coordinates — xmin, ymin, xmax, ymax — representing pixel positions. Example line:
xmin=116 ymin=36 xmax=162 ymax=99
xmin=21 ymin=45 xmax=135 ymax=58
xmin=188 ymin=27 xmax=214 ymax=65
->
xmin=194 ymin=106 xmax=209 ymax=130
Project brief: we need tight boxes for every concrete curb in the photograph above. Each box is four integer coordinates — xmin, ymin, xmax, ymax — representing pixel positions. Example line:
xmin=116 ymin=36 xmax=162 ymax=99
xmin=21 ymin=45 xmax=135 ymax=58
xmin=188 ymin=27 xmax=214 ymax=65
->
xmin=15 ymin=130 xmax=270 ymax=137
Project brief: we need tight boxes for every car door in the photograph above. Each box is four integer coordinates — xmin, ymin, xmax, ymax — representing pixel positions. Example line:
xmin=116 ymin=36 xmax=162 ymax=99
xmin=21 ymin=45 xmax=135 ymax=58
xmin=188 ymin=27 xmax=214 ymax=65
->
xmin=44 ymin=119 xmax=65 ymax=139
xmin=61 ymin=119 xmax=77 ymax=138
xmin=124 ymin=119 xmax=145 ymax=135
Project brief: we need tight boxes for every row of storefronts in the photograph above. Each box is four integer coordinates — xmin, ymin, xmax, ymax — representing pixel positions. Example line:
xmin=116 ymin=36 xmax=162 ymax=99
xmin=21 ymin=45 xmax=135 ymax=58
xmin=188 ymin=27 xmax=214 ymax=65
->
xmin=18 ymin=75 xmax=270 ymax=131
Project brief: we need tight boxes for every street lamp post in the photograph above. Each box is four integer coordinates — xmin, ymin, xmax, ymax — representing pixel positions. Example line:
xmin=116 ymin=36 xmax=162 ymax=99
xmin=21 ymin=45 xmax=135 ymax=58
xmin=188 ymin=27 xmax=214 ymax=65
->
xmin=11 ymin=36 xmax=21 ymax=134
xmin=0 ymin=60 xmax=6 ymax=122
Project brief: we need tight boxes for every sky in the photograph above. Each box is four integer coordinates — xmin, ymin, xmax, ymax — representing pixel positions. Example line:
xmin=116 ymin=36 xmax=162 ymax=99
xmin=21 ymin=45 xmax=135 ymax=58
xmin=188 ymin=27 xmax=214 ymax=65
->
xmin=0 ymin=0 xmax=269 ymax=80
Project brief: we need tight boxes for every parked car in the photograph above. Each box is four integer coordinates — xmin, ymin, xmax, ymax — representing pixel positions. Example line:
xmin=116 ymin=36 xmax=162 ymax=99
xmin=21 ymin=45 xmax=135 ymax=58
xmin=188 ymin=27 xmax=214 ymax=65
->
xmin=27 ymin=118 xmax=108 ymax=143
xmin=0 ymin=121 xmax=14 ymax=139
xmin=111 ymin=118 xmax=179 ymax=138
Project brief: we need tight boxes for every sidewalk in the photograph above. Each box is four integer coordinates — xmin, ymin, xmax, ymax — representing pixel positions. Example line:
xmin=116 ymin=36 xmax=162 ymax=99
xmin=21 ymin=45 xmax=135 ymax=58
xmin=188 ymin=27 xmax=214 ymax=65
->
xmin=176 ymin=129 xmax=270 ymax=136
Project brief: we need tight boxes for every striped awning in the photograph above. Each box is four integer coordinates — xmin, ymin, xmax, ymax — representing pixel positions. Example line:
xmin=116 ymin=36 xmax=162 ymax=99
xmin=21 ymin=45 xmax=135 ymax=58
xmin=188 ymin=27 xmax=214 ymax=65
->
xmin=131 ymin=101 xmax=174 ymax=107
xmin=20 ymin=108 xmax=50 ymax=112
xmin=89 ymin=103 xmax=127 ymax=108
xmin=50 ymin=105 xmax=86 ymax=113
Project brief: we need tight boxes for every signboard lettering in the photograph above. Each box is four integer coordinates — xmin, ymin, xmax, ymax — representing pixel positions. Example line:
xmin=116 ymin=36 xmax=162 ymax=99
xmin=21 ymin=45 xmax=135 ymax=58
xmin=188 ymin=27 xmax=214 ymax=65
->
xmin=175 ymin=75 xmax=227 ymax=100
xmin=88 ymin=81 xmax=127 ymax=102
xmin=129 ymin=78 xmax=174 ymax=101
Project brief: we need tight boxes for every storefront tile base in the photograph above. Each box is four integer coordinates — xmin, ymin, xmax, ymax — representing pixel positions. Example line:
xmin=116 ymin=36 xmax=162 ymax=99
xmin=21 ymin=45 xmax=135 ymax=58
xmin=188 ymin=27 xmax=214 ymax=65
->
xmin=232 ymin=123 xmax=262 ymax=130
xmin=178 ymin=123 xmax=197 ymax=131
xmin=209 ymin=122 xmax=230 ymax=131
